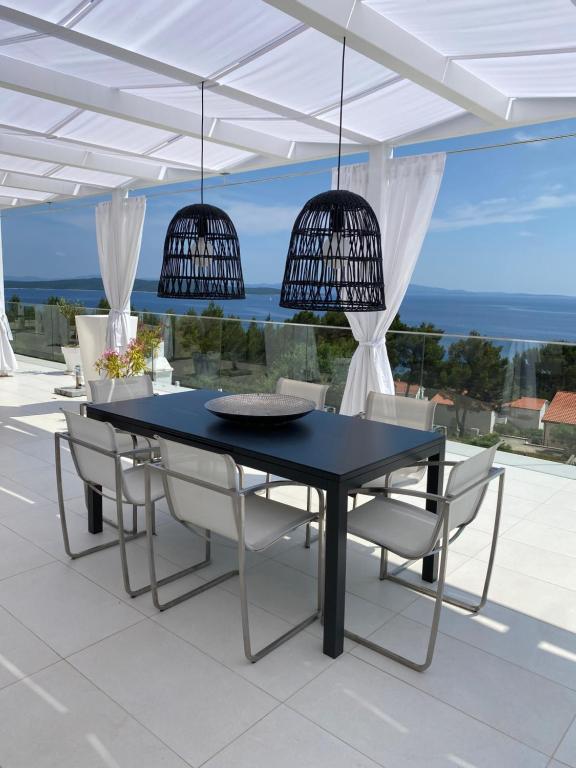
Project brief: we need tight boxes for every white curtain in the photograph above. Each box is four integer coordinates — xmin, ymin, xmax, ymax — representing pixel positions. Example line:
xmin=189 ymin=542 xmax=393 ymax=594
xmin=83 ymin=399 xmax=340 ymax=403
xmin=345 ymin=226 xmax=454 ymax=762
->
xmin=96 ymin=192 xmax=146 ymax=352
xmin=0 ymin=218 xmax=17 ymax=375
xmin=336 ymin=147 xmax=446 ymax=415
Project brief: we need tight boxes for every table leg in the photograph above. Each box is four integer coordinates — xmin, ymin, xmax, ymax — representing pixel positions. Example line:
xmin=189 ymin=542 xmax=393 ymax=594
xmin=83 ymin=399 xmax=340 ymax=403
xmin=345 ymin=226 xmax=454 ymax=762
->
xmin=422 ymin=448 xmax=445 ymax=583
xmin=323 ymin=482 xmax=348 ymax=658
xmin=87 ymin=484 xmax=103 ymax=534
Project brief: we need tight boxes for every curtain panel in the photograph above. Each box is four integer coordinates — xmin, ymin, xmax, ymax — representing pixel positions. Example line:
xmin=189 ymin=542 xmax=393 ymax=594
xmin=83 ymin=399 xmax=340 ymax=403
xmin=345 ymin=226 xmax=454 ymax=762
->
xmin=334 ymin=148 xmax=445 ymax=416
xmin=96 ymin=192 xmax=146 ymax=352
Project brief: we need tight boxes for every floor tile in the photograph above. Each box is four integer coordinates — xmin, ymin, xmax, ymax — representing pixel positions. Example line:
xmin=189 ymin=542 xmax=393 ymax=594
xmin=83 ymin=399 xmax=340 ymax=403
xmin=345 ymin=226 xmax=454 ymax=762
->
xmin=402 ymin=567 xmax=576 ymax=691
xmin=0 ymin=476 xmax=57 ymax=519
xmin=503 ymin=520 xmax=576 ymax=560
xmin=154 ymin=585 xmax=332 ymax=700
xmin=70 ymin=538 xmax=208 ymax=617
xmin=0 ymin=561 xmax=143 ymax=656
xmin=10 ymin=465 xmax=84 ymax=503
xmin=0 ymin=524 xmax=54 ymax=580
xmin=352 ymin=614 xmax=576 ymax=754
xmin=527 ymin=502 xmax=576 ymax=533
xmin=203 ymin=705 xmax=381 ymax=768
xmin=0 ymin=661 xmax=189 ymax=767
xmin=555 ymin=716 xmax=576 ymax=767
xmin=289 ymin=654 xmax=548 ymax=768
xmin=0 ymin=605 xmax=60 ymax=690
xmin=0 ymin=498 xmax=117 ymax=563
xmin=476 ymin=539 xmax=576 ymax=592
xmin=0 ymin=443 xmax=52 ymax=475
xmin=69 ymin=620 xmax=276 ymax=766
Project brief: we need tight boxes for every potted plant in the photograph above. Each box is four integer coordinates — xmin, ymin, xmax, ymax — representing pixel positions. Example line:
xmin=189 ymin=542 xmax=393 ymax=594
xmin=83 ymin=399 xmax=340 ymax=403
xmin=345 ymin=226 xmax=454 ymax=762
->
xmin=56 ymin=298 xmax=84 ymax=373
xmin=94 ymin=337 xmax=148 ymax=379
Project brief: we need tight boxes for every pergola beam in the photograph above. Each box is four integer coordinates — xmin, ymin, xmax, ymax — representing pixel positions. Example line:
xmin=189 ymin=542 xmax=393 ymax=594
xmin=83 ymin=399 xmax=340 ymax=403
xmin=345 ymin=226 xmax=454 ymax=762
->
xmin=0 ymin=134 xmax=190 ymax=182
xmin=0 ymin=54 xmax=292 ymax=160
xmin=0 ymin=170 xmax=103 ymax=196
xmin=0 ymin=4 xmax=373 ymax=145
xmin=263 ymin=0 xmax=511 ymax=126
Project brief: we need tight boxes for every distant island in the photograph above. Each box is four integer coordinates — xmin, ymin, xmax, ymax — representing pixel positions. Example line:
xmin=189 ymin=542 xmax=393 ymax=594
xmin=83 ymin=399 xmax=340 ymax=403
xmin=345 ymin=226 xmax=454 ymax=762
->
xmin=5 ymin=277 xmax=281 ymax=295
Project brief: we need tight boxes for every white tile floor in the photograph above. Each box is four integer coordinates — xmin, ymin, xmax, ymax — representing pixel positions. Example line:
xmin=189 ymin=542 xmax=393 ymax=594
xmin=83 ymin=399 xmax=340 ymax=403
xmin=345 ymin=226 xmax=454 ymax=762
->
xmin=1 ymin=358 xmax=576 ymax=767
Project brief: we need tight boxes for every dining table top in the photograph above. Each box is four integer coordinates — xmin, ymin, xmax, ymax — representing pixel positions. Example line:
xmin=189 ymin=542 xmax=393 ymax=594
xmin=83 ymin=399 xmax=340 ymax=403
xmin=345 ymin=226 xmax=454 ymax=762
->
xmin=87 ymin=388 xmax=444 ymax=487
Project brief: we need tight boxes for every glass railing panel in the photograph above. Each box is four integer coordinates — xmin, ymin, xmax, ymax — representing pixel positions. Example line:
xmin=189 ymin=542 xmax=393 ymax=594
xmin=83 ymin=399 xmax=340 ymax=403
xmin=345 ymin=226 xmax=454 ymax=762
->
xmin=7 ymin=300 xmax=576 ymax=470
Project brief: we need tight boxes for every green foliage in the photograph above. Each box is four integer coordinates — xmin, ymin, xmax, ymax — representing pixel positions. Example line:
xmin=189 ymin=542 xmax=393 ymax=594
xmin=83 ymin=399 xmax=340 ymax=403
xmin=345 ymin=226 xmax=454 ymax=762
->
xmin=97 ymin=297 xmax=111 ymax=310
xmin=438 ymin=331 xmax=507 ymax=435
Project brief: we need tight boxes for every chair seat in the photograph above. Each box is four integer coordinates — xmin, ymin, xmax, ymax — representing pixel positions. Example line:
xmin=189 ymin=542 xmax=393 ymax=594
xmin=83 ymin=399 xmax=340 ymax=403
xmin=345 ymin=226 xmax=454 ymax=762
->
xmin=120 ymin=464 xmax=165 ymax=506
xmin=348 ymin=497 xmax=440 ymax=560
xmin=244 ymin=494 xmax=315 ymax=551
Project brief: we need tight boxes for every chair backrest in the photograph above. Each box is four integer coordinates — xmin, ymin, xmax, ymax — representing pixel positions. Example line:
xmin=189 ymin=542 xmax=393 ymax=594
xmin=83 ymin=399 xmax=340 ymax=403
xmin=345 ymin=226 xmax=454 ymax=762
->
xmin=64 ymin=411 xmax=119 ymax=490
xmin=445 ymin=444 xmax=498 ymax=530
xmin=276 ymin=377 xmax=329 ymax=410
xmin=88 ymin=374 xmax=153 ymax=404
xmin=157 ymin=437 xmax=240 ymax=541
xmin=366 ymin=392 xmax=436 ymax=431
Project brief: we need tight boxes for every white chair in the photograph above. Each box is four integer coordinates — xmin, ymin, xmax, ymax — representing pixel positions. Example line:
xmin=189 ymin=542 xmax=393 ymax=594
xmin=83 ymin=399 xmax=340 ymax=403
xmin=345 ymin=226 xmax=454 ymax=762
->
xmin=55 ymin=412 xmax=203 ymax=600
xmin=353 ymin=392 xmax=438 ymax=573
xmin=362 ymin=391 xmax=437 ymax=490
xmin=346 ymin=444 xmax=505 ymax=671
xmin=84 ymin=375 xmax=159 ymax=534
xmin=145 ymin=437 xmax=324 ymax=663
xmin=276 ymin=377 xmax=329 ymax=407
xmin=266 ymin=377 xmax=330 ymax=547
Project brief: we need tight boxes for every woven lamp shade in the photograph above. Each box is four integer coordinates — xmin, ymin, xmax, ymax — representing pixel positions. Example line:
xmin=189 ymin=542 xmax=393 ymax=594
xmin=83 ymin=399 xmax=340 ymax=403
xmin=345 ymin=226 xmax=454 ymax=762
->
xmin=280 ymin=190 xmax=386 ymax=312
xmin=157 ymin=203 xmax=245 ymax=299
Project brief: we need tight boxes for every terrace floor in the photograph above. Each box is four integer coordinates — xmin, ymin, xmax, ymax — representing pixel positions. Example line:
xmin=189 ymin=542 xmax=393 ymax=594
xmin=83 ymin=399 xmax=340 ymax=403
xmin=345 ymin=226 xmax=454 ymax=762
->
xmin=1 ymin=358 xmax=576 ymax=768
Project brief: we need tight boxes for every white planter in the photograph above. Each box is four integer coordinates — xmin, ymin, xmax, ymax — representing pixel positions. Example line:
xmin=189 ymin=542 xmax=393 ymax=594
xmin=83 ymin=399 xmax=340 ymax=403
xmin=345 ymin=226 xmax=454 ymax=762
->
xmin=61 ymin=346 xmax=82 ymax=373
xmin=76 ymin=314 xmax=138 ymax=385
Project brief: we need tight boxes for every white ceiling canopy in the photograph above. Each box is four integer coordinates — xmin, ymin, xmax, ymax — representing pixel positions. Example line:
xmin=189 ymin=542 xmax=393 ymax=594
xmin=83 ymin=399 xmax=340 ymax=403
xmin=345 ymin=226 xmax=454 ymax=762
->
xmin=0 ymin=0 xmax=575 ymax=208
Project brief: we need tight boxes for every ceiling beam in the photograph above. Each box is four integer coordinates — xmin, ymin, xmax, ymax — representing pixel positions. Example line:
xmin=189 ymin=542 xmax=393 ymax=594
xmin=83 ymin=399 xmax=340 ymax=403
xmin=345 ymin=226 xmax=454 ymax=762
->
xmin=0 ymin=4 xmax=373 ymax=145
xmin=263 ymin=0 xmax=511 ymax=126
xmin=0 ymin=54 xmax=291 ymax=160
xmin=0 ymin=134 xmax=193 ymax=182
xmin=0 ymin=169 xmax=103 ymax=196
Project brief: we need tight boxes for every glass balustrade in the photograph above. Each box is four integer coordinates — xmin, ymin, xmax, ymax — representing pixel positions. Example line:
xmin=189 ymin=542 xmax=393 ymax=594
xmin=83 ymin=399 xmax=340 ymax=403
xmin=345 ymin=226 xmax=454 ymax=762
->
xmin=6 ymin=300 xmax=576 ymax=465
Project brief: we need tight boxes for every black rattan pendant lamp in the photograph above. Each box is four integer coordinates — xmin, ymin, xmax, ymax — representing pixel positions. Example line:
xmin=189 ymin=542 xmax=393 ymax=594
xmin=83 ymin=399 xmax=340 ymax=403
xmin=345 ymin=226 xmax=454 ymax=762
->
xmin=157 ymin=82 xmax=245 ymax=299
xmin=280 ymin=38 xmax=386 ymax=312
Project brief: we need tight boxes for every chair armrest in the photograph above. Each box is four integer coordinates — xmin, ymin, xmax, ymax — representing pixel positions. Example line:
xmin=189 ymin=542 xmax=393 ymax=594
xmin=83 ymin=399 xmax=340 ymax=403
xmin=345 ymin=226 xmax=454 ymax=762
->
xmin=241 ymin=480 xmax=325 ymax=515
xmin=348 ymin=486 xmax=447 ymax=503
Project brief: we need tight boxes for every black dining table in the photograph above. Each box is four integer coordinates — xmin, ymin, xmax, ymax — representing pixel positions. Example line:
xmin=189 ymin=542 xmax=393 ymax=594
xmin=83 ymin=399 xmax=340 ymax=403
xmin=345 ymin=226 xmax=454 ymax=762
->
xmin=86 ymin=389 xmax=445 ymax=658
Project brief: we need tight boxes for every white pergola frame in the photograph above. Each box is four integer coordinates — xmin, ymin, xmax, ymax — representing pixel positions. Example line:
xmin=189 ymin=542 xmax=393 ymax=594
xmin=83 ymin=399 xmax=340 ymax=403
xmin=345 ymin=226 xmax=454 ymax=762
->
xmin=0 ymin=0 xmax=575 ymax=209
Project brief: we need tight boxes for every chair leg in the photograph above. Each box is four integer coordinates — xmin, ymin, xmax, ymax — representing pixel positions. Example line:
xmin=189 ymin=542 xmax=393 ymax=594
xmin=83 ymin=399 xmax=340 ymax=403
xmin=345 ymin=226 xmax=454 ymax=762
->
xmin=239 ymin=523 xmax=321 ymax=664
xmin=345 ymin=515 xmax=450 ymax=672
xmin=145 ymin=498 xmax=235 ymax=611
xmin=55 ymin=435 xmax=143 ymax=560
xmin=383 ymin=474 xmax=504 ymax=615
xmin=379 ymin=548 xmax=388 ymax=581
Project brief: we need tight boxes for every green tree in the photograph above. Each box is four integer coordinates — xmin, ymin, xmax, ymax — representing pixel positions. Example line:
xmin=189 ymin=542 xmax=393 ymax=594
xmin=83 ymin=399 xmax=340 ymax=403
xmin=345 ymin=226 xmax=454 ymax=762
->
xmin=440 ymin=331 xmax=507 ymax=436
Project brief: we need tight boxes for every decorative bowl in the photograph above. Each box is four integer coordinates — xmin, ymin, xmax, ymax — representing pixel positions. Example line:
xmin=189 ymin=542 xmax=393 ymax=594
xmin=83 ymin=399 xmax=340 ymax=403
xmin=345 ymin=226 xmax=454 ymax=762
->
xmin=204 ymin=393 xmax=315 ymax=425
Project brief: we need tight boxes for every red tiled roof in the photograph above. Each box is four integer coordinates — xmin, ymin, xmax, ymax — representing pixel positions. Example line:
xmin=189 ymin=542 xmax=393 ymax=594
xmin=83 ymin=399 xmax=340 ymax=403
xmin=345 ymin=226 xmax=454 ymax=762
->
xmin=506 ymin=397 xmax=548 ymax=411
xmin=432 ymin=393 xmax=454 ymax=406
xmin=394 ymin=380 xmax=420 ymax=396
xmin=542 ymin=391 xmax=576 ymax=426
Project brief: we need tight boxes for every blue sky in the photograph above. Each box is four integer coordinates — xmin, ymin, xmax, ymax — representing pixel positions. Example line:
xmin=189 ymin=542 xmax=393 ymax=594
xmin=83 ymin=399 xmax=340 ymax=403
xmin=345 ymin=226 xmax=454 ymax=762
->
xmin=3 ymin=118 xmax=576 ymax=296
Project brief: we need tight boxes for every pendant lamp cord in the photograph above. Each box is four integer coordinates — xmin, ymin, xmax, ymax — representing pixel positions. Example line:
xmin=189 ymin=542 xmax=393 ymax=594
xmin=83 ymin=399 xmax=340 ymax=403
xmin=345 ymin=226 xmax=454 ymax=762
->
xmin=336 ymin=36 xmax=346 ymax=191
xmin=200 ymin=80 xmax=204 ymax=204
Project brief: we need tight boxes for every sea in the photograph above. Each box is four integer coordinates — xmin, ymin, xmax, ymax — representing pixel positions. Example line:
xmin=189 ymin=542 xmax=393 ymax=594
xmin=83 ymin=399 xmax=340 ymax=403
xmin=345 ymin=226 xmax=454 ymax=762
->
xmin=6 ymin=284 xmax=576 ymax=343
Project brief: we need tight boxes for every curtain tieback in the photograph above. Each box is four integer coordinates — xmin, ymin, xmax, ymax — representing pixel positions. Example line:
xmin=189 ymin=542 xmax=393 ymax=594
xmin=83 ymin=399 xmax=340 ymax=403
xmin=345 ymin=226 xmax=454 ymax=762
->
xmin=358 ymin=339 xmax=386 ymax=349
xmin=108 ymin=308 xmax=129 ymax=320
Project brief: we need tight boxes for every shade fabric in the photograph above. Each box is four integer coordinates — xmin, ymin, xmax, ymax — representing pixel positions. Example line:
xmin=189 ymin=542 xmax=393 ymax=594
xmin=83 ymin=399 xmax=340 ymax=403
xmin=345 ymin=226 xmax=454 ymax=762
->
xmin=338 ymin=148 xmax=445 ymax=416
xmin=0 ymin=218 xmax=17 ymax=375
xmin=95 ymin=192 xmax=146 ymax=352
